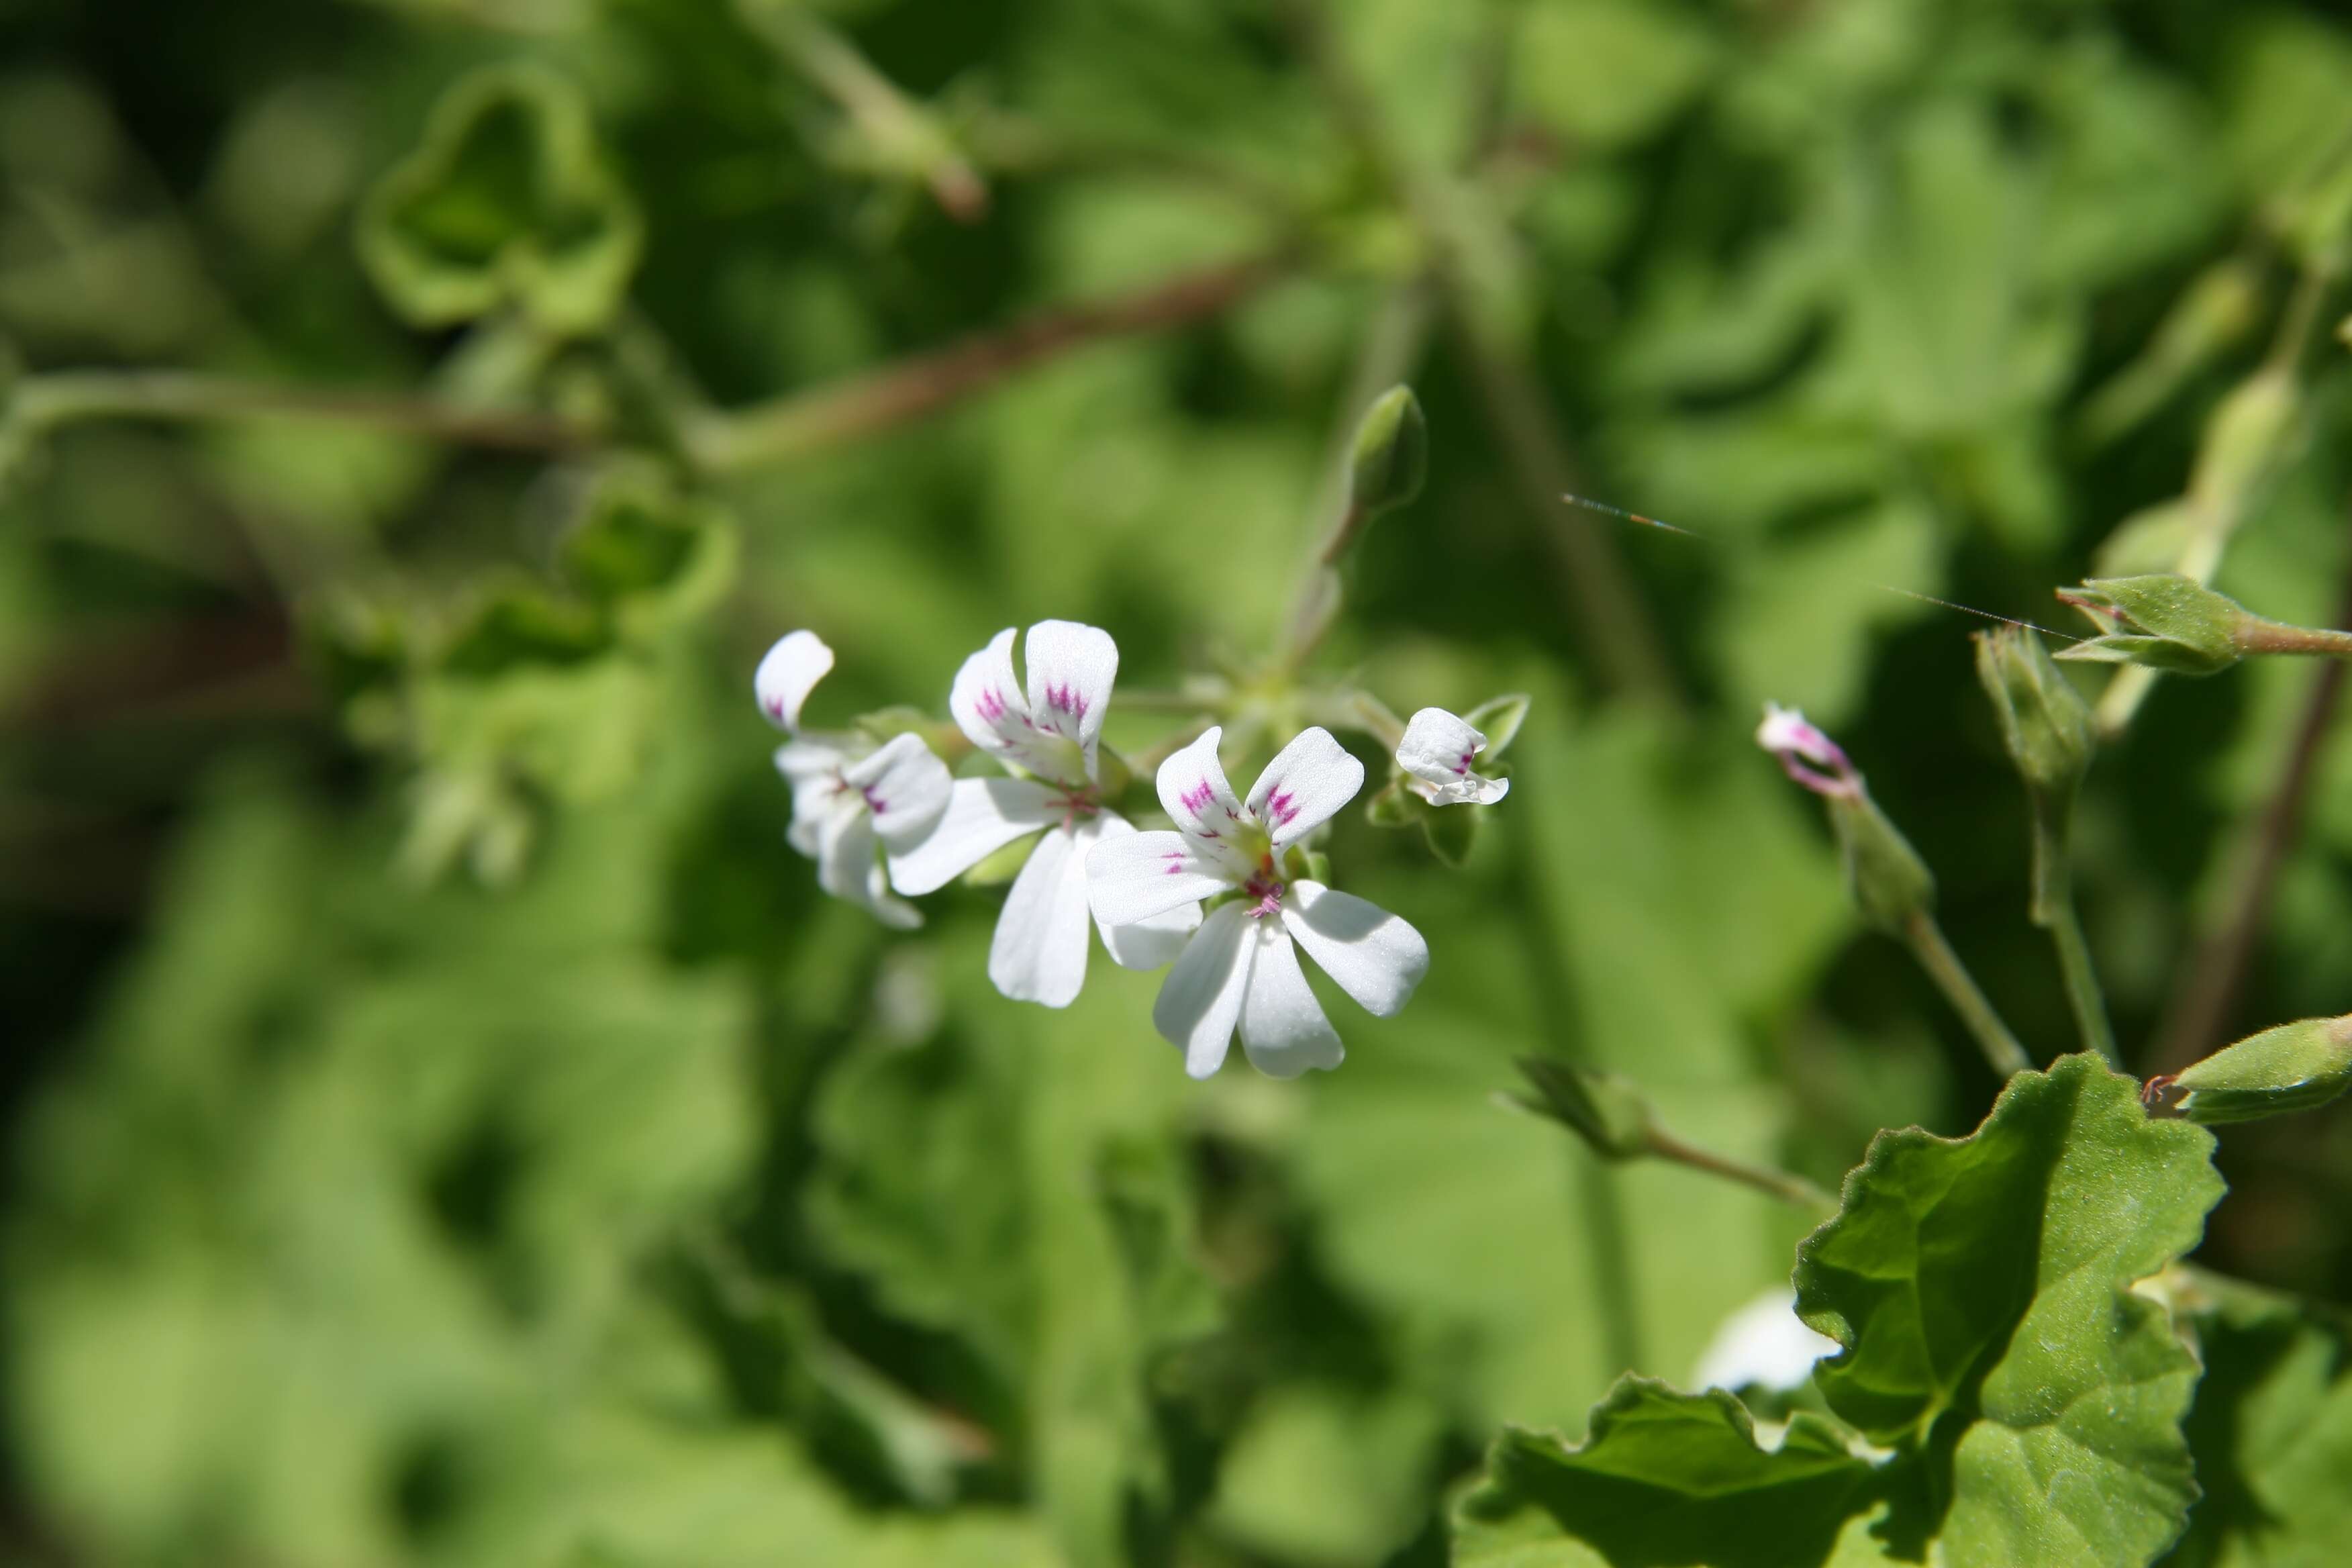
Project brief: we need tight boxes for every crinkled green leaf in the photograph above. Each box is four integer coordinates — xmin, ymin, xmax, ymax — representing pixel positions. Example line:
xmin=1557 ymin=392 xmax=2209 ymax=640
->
xmin=358 ymin=64 xmax=641 ymax=334
xmin=1453 ymin=1377 xmax=1888 ymax=1568
xmin=1796 ymin=1055 xmax=2224 ymax=1566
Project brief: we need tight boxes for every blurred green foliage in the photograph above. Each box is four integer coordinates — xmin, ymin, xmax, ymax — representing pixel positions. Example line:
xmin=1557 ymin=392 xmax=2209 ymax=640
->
xmin=9 ymin=0 xmax=2352 ymax=1563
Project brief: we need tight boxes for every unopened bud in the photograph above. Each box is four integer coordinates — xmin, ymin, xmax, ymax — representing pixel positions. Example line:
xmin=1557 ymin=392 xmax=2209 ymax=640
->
xmin=2055 ymin=575 xmax=2246 ymax=677
xmin=1349 ymin=385 xmax=1428 ymax=521
xmin=1757 ymin=703 xmax=1934 ymax=932
xmin=2145 ymin=1015 xmax=2352 ymax=1124
xmin=1975 ymin=628 xmax=2094 ymax=797
xmin=1508 ymin=1057 xmax=1654 ymax=1161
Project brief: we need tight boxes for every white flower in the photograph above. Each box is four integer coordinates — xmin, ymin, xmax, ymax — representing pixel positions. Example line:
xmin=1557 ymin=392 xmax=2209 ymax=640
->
xmin=1087 ymin=726 xmax=1428 ymax=1079
xmin=1689 ymin=1289 xmax=1839 ymax=1394
xmin=884 ymin=621 xmax=1196 ymax=1006
xmin=1395 ymin=707 xmax=1510 ymax=806
xmin=756 ymin=630 xmax=950 ymax=928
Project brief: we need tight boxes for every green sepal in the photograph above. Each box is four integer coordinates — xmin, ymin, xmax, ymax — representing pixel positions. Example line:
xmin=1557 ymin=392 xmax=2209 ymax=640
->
xmin=2054 ymin=575 xmax=2247 ymax=676
xmin=358 ymin=64 xmax=642 ymax=335
xmin=1365 ymin=779 xmax=1416 ymax=829
xmin=1461 ymin=692 xmax=1531 ymax=759
xmin=960 ymin=834 xmax=1038 ymax=889
xmin=1421 ymin=799 xmax=1479 ymax=867
xmin=2152 ymin=1015 xmax=2352 ymax=1124
xmin=1508 ymin=1057 xmax=1654 ymax=1161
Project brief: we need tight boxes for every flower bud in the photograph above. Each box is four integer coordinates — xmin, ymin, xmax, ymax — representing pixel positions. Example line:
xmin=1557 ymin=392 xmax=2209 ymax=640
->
xmin=1974 ymin=628 xmax=2094 ymax=798
xmin=2145 ymin=1015 xmax=2352 ymax=1124
xmin=1349 ymin=385 xmax=1428 ymax=521
xmin=2054 ymin=575 xmax=2246 ymax=676
xmin=1508 ymin=1057 xmax=1655 ymax=1161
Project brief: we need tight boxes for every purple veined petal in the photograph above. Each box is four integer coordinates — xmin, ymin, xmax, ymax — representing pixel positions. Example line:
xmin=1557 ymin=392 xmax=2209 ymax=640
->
xmin=887 ymin=777 xmax=1058 ymax=895
xmin=988 ymin=824 xmax=1094 ymax=1008
xmin=1153 ymin=726 xmax=1255 ymax=869
xmin=1280 ymin=880 xmax=1426 ymax=1017
xmin=1238 ymin=924 xmax=1344 ymax=1078
xmin=950 ymin=627 xmax=1037 ymax=758
xmin=1153 ymin=901 xmax=1257 ymax=1079
xmin=1085 ymin=813 xmax=1199 ymax=971
xmin=754 ymin=630 xmax=834 ymax=732
xmin=1086 ymin=828 xmax=1232 ymax=928
xmin=1021 ymin=620 xmax=1118 ymax=785
xmin=840 ymin=734 xmax=952 ymax=853
xmin=1396 ymin=707 xmax=1485 ymax=785
xmin=1245 ymin=727 xmax=1364 ymax=848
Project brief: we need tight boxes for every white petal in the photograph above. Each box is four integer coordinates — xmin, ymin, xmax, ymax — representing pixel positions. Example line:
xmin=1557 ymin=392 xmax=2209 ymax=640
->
xmin=1087 ymin=828 xmax=1232 ymax=928
xmin=989 ymin=826 xmax=1094 ymax=1008
xmin=777 ymin=739 xmax=848 ymax=859
xmin=1154 ymin=726 xmax=1255 ymax=868
xmin=949 ymin=628 xmax=1063 ymax=781
xmin=755 ymin=630 xmax=833 ymax=732
xmin=1280 ymin=880 xmax=1426 ymax=1017
xmin=1406 ymin=772 xmax=1510 ymax=807
xmin=1396 ymin=708 xmax=1485 ymax=784
xmin=840 ymin=734 xmax=952 ymax=852
xmin=816 ymin=805 xmax=922 ymax=928
xmin=1691 ymin=1289 xmax=1838 ymax=1394
xmin=1238 ymin=925 xmax=1344 ymax=1077
xmin=1153 ymin=902 xmax=1256 ymax=1079
xmin=887 ymin=777 xmax=1057 ymax=895
xmin=1021 ymin=620 xmax=1117 ymax=785
xmin=1085 ymin=814 xmax=1200 ymax=970
xmin=1246 ymin=727 xmax=1364 ymax=847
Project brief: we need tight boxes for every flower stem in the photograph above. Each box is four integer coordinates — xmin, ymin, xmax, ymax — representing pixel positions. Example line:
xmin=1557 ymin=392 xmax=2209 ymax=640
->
xmin=2027 ymin=799 xmax=2119 ymax=1068
xmin=2235 ymin=618 xmax=2352 ymax=659
xmin=1640 ymin=1126 xmax=1837 ymax=1217
xmin=1900 ymin=909 xmax=2033 ymax=1078
xmin=7 ymin=370 xmax=593 ymax=455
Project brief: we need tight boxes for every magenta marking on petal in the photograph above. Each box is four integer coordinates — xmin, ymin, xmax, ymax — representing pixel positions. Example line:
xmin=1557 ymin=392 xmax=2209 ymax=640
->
xmin=1179 ymin=781 xmax=1214 ymax=816
xmin=862 ymin=788 xmax=888 ymax=816
xmin=974 ymin=689 xmax=1007 ymax=723
xmin=1453 ymin=751 xmax=1473 ymax=775
xmin=1263 ymin=789 xmax=1298 ymax=827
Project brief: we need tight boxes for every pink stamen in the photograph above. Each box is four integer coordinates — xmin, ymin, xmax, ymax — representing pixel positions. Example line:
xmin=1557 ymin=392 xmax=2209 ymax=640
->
xmin=1242 ymin=875 xmax=1285 ymax=920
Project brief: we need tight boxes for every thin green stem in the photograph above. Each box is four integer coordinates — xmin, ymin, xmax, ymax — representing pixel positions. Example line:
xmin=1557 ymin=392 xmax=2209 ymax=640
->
xmin=7 ymin=370 xmax=593 ymax=455
xmin=1900 ymin=909 xmax=2033 ymax=1079
xmin=2235 ymin=618 xmax=2352 ymax=659
xmin=1641 ymin=1126 xmax=1837 ymax=1217
xmin=2026 ymin=797 xmax=2118 ymax=1067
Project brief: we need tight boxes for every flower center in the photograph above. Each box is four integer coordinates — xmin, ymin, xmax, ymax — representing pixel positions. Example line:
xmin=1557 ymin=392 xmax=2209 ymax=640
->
xmin=1048 ymin=785 xmax=1101 ymax=832
xmin=1241 ymin=871 xmax=1285 ymax=920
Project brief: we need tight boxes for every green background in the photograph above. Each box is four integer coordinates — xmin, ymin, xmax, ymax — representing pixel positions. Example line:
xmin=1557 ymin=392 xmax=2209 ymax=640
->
xmin=5 ymin=0 xmax=2352 ymax=1563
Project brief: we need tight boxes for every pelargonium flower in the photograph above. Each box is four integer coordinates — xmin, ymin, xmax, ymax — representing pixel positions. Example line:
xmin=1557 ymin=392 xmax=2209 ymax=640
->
xmin=885 ymin=621 xmax=1195 ymax=1006
xmin=1087 ymin=726 xmax=1428 ymax=1078
xmin=1395 ymin=707 xmax=1511 ymax=806
xmin=756 ymin=630 xmax=950 ymax=929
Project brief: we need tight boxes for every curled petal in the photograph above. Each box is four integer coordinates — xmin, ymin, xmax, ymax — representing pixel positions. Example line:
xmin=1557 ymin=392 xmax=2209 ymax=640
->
xmin=754 ymin=630 xmax=834 ymax=732
xmin=1021 ymin=620 xmax=1118 ymax=785
xmin=1087 ymin=828 xmax=1232 ymax=928
xmin=1239 ymin=925 xmax=1344 ymax=1078
xmin=1281 ymin=880 xmax=1426 ymax=1018
xmin=816 ymin=805 xmax=922 ymax=929
xmin=888 ymin=777 xmax=1057 ymax=895
xmin=1246 ymin=727 xmax=1364 ymax=847
xmin=840 ymin=734 xmax=952 ymax=853
xmin=1396 ymin=708 xmax=1510 ymax=806
xmin=1153 ymin=902 xmax=1256 ymax=1079
xmin=989 ymin=826 xmax=1093 ymax=1008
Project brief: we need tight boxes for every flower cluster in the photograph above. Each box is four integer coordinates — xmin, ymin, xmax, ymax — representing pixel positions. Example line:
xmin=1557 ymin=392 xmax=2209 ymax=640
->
xmin=755 ymin=622 xmax=1510 ymax=1077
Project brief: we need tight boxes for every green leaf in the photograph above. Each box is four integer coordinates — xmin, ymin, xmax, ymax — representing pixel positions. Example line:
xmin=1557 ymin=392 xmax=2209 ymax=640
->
xmin=559 ymin=465 xmax=740 ymax=639
xmin=1453 ymin=1378 xmax=1885 ymax=1568
xmin=358 ymin=64 xmax=642 ymax=334
xmin=1796 ymin=1055 xmax=2223 ymax=1565
xmin=1512 ymin=0 xmax=1719 ymax=148
xmin=2168 ymin=1275 xmax=2352 ymax=1567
